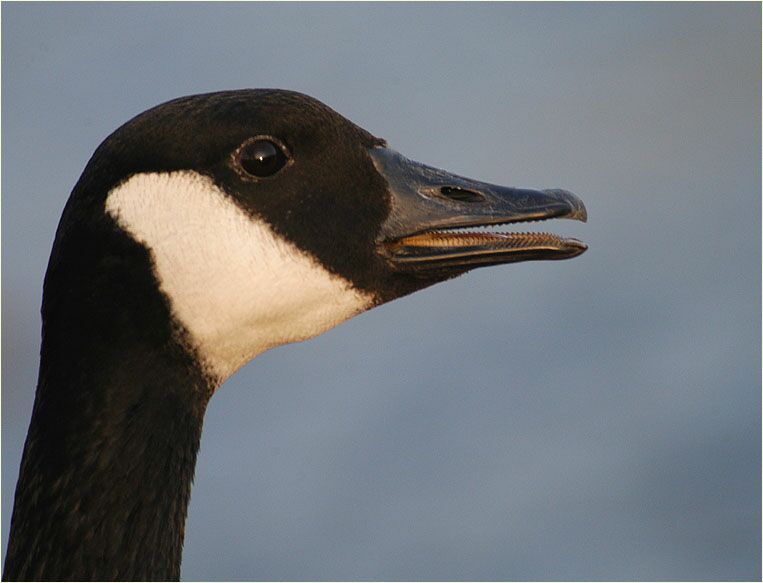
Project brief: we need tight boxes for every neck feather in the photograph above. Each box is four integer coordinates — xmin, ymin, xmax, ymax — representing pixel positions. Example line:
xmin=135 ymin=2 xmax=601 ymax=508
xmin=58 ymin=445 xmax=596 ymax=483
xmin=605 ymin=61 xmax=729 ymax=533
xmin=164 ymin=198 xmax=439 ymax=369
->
xmin=4 ymin=207 xmax=213 ymax=581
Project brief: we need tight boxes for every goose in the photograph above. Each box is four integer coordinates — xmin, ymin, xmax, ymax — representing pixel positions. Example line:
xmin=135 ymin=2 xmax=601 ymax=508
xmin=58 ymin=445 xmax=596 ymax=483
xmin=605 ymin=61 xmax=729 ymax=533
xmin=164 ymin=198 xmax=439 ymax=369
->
xmin=3 ymin=89 xmax=587 ymax=581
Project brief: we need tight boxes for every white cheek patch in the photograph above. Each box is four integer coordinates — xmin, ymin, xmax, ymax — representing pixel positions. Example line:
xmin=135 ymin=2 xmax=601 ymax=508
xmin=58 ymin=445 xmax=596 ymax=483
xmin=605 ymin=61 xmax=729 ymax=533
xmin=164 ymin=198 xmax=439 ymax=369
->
xmin=105 ymin=171 xmax=374 ymax=381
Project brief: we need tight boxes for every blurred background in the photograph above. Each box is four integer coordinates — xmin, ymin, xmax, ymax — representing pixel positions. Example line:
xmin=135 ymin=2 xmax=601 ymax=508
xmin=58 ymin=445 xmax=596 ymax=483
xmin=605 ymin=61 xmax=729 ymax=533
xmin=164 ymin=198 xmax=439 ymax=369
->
xmin=2 ymin=3 xmax=760 ymax=580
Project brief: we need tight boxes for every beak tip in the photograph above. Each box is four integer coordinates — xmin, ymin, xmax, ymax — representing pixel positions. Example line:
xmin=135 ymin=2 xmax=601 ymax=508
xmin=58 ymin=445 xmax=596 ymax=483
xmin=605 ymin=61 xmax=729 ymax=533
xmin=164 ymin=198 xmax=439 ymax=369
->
xmin=545 ymin=189 xmax=588 ymax=223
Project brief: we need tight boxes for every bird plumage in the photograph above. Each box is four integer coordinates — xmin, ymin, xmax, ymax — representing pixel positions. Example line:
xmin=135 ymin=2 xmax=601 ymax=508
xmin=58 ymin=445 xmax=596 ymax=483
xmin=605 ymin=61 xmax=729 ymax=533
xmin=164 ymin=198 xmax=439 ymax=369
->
xmin=4 ymin=89 xmax=586 ymax=581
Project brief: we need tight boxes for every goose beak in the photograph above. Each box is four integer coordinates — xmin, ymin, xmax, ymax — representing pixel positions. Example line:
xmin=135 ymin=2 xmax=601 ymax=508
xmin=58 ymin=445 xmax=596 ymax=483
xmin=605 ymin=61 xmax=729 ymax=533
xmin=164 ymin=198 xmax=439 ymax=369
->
xmin=369 ymin=147 xmax=587 ymax=271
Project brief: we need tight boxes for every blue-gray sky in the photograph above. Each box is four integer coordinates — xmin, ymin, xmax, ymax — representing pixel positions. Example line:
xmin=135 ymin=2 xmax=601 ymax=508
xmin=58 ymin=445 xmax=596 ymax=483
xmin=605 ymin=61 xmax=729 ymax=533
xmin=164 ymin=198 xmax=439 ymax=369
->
xmin=2 ymin=3 xmax=760 ymax=580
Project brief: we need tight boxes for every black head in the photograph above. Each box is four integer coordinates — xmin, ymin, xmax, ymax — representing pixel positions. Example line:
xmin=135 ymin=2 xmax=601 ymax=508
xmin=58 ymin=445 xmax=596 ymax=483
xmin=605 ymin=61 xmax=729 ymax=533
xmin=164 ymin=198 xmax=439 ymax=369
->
xmin=68 ymin=89 xmax=586 ymax=309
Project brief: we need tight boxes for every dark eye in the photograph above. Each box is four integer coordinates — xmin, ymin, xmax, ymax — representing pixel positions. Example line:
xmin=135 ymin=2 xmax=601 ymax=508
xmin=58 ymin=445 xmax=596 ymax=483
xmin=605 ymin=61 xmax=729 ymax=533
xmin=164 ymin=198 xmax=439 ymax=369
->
xmin=237 ymin=138 xmax=289 ymax=178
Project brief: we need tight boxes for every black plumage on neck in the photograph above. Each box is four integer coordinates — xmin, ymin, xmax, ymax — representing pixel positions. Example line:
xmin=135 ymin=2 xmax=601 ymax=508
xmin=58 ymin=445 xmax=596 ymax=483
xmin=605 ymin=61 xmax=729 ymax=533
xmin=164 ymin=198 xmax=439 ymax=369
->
xmin=3 ymin=196 xmax=214 ymax=581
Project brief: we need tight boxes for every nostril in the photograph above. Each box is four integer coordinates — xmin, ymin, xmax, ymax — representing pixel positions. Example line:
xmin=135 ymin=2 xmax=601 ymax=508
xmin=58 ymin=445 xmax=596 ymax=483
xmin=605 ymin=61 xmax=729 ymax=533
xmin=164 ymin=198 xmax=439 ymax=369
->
xmin=439 ymin=186 xmax=485 ymax=203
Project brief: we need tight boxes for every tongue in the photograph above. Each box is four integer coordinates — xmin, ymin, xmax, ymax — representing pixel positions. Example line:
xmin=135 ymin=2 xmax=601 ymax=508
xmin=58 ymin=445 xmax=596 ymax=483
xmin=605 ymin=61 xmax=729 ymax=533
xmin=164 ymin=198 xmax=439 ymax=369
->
xmin=391 ymin=231 xmax=566 ymax=249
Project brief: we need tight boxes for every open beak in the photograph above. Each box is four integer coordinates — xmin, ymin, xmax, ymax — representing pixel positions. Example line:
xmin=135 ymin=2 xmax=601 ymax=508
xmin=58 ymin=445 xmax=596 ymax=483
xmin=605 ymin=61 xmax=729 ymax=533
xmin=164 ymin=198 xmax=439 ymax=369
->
xmin=370 ymin=147 xmax=587 ymax=271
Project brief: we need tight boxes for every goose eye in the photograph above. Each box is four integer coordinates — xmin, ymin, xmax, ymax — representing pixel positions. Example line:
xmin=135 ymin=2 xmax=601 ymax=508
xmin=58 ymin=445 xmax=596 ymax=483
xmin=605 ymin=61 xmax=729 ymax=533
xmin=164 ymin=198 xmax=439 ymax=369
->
xmin=237 ymin=138 xmax=288 ymax=178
